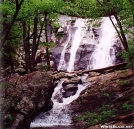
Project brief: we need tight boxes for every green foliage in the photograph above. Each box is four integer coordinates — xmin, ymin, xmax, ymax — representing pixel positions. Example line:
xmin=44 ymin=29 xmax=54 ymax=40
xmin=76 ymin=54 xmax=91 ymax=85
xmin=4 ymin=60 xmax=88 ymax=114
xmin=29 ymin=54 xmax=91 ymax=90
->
xmin=0 ymin=81 xmax=11 ymax=88
xmin=99 ymin=105 xmax=111 ymax=111
xmin=75 ymin=105 xmax=116 ymax=126
xmin=118 ymin=80 xmax=130 ymax=86
xmin=121 ymin=69 xmax=127 ymax=74
xmin=103 ymin=92 xmax=110 ymax=98
xmin=40 ymin=42 xmax=55 ymax=48
xmin=131 ymin=97 xmax=134 ymax=104
xmin=4 ymin=114 xmax=14 ymax=126
xmin=0 ymin=0 xmax=16 ymax=23
xmin=56 ymin=32 xmax=65 ymax=38
xmin=40 ymin=64 xmax=50 ymax=71
xmin=122 ymin=103 xmax=133 ymax=111
xmin=101 ymin=90 xmax=111 ymax=99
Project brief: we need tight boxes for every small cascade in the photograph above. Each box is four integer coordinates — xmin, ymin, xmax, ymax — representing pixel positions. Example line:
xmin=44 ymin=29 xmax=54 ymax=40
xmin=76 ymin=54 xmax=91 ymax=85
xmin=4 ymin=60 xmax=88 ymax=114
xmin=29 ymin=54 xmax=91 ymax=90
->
xmin=30 ymin=74 xmax=89 ymax=128
xmin=87 ymin=17 xmax=117 ymax=70
xmin=67 ymin=19 xmax=87 ymax=72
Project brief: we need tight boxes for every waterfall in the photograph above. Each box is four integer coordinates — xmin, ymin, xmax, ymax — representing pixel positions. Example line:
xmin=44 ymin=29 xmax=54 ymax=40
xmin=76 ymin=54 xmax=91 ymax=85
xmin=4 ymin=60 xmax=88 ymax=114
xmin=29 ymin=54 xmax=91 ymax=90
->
xmin=67 ymin=19 xmax=87 ymax=72
xmin=30 ymin=16 xmax=122 ymax=129
xmin=30 ymin=74 xmax=89 ymax=128
xmin=56 ymin=17 xmax=119 ymax=72
xmin=87 ymin=17 xmax=117 ymax=70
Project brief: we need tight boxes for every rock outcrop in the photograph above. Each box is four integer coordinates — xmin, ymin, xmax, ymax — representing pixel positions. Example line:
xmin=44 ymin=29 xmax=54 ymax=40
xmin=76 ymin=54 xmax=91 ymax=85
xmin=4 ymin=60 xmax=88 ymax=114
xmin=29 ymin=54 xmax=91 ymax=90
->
xmin=71 ymin=69 xmax=134 ymax=129
xmin=0 ymin=71 xmax=54 ymax=129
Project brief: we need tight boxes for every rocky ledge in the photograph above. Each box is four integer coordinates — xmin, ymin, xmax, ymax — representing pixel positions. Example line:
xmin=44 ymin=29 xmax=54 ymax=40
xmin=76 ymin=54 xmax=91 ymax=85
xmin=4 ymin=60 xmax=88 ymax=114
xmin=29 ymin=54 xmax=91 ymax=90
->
xmin=0 ymin=71 xmax=54 ymax=129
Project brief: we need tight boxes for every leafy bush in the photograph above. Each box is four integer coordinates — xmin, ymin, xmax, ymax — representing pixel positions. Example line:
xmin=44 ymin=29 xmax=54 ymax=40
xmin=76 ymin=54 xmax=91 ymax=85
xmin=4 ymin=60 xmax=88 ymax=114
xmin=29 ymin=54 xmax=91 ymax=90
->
xmin=122 ymin=103 xmax=133 ymax=111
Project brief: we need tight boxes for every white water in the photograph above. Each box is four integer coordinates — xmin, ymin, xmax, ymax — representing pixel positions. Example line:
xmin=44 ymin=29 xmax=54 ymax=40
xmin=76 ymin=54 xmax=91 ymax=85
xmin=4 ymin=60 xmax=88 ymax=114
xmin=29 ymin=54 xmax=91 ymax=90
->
xmin=87 ymin=17 xmax=117 ymax=70
xmin=30 ymin=74 xmax=89 ymax=128
xmin=67 ymin=19 xmax=87 ymax=72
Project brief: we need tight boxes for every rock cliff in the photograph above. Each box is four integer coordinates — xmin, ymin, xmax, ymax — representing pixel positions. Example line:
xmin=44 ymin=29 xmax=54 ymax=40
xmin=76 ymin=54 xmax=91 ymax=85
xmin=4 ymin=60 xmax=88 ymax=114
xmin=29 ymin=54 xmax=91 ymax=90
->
xmin=0 ymin=71 xmax=54 ymax=129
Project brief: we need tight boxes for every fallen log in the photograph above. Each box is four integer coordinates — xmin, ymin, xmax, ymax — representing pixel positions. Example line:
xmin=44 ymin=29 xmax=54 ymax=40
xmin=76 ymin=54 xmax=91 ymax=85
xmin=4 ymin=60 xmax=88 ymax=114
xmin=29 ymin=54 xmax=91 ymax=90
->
xmin=73 ymin=62 xmax=128 ymax=75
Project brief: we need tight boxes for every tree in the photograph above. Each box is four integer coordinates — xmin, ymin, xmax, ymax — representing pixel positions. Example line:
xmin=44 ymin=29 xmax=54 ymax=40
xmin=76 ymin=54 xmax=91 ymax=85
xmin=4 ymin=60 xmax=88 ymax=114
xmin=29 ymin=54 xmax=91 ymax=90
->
xmin=0 ymin=0 xmax=65 ymax=73
xmin=0 ymin=0 xmax=24 ymax=49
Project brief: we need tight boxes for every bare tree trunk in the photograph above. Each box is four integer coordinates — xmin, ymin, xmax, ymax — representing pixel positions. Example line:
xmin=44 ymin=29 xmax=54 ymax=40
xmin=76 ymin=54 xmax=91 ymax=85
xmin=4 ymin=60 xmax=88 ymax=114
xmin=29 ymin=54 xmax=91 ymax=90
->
xmin=109 ymin=16 xmax=124 ymax=44
xmin=114 ymin=14 xmax=129 ymax=51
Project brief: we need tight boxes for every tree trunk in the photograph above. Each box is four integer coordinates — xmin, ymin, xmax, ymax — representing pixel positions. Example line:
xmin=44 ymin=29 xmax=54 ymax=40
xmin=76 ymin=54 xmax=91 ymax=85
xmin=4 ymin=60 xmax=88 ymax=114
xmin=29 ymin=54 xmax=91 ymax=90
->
xmin=114 ymin=14 xmax=129 ymax=51
xmin=22 ymin=21 xmax=30 ymax=72
xmin=109 ymin=16 xmax=124 ymax=45
xmin=9 ymin=44 xmax=15 ymax=73
xmin=31 ymin=16 xmax=38 ymax=69
xmin=37 ymin=15 xmax=46 ymax=48
xmin=44 ymin=13 xmax=50 ymax=70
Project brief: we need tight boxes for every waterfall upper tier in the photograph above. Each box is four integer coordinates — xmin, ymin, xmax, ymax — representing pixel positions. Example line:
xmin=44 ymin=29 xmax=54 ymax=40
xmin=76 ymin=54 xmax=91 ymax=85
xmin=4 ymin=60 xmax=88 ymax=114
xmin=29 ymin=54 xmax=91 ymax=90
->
xmin=51 ymin=16 xmax=124 ymax=72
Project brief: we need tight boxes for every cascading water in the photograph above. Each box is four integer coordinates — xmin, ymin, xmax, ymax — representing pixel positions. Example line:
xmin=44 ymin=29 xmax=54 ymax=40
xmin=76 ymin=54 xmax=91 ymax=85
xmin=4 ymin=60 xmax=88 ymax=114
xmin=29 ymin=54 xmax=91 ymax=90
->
xmin=67 ymin=19 xmax=87 ymax=72
xmin=30 ymin=74 xmax=89 ymax=128
xmin=87 ymin=17 xmax=117 ymax=70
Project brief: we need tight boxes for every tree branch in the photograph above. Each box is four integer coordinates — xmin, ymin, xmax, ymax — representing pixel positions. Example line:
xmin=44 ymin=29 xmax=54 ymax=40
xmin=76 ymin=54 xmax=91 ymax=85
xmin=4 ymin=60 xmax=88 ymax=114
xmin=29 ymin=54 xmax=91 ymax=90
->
xmin=109 ymin=16 xmax=124 ymax=45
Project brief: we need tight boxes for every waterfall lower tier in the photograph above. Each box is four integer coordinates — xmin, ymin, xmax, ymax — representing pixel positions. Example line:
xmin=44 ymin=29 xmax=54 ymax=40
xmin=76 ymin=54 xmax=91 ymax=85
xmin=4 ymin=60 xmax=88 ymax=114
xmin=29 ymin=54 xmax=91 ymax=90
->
xmin=30 ymin=74 xmax=89 ymax=128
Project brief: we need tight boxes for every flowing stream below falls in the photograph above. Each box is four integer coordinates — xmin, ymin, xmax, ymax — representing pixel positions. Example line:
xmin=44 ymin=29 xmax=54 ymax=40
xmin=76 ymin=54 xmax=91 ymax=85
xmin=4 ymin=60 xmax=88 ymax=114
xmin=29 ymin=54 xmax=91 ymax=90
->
xmin=30 ymin=74 xmax=89 ymax=129
xmin=30 ymin=16 xmax=123 ymax=129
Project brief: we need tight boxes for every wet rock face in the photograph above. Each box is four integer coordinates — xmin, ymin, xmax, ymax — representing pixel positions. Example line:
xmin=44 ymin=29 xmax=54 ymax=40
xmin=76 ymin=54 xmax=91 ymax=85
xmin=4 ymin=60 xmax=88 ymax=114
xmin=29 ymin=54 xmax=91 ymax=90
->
xmin=63 ymin=84 xmax=78 ymax=98
xmin=74 ymin=44 xmax=96 ymax=71
xmin=0 ymin=71 xmax=54 ymax=129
